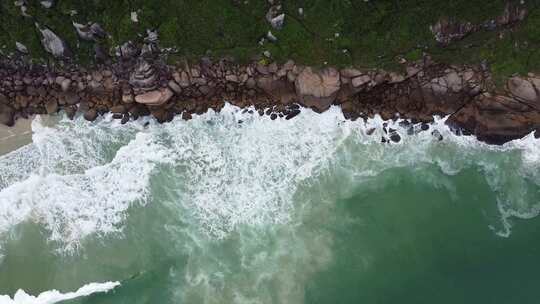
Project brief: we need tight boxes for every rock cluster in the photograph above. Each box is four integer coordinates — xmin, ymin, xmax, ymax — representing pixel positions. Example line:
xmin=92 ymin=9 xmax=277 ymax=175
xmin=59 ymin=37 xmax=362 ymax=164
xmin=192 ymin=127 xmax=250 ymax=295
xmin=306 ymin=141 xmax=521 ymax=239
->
xmin=431 ymin=2 xmax=527 ymax=46
xmin=448 ymin=74 xmax=540 ymax=143
xmin=0 ymin=42 xmax=539 ymax=144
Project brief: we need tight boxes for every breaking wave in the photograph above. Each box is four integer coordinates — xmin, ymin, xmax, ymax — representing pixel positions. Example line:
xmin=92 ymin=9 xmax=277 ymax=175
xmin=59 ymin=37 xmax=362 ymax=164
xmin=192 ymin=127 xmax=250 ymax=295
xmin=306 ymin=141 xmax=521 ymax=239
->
xmin=0 ymin=281 xmax=120 ymax=304
xmin=0 ymin=103 xmax=539 ymax=254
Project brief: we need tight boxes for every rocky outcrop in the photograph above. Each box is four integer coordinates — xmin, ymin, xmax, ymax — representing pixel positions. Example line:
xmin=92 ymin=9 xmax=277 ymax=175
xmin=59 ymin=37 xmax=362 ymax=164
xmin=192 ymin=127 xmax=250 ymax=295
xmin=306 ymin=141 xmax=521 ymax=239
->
xmin=129 ymin=60 xmax=158 ymax=94
xmin=0 ymin=45 xmax=539 ymax=145
xmin=430 ymin=18 xmax=476 ymax=46
xmin=295 ymin=67 xmax=341 ymax=112
xmin=448 ymin=75 xmax=540 ymax=144
xmin=431 ymin=2 xmax=528 ymax=46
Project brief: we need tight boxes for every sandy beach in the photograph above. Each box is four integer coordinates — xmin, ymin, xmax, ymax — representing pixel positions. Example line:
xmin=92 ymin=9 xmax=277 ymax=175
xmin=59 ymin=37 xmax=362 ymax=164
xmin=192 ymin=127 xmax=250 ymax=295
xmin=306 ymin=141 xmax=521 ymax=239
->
xmin=0 ymin=116 xmax=33 ymax=156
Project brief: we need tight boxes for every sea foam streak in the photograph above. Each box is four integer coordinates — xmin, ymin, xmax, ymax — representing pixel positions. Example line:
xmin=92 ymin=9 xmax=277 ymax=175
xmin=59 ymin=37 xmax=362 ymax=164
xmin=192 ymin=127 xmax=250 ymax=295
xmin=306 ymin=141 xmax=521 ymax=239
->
xmin=0 ymin=103 xmax=539 ymax=254
xmin=0 ymin=281 xmax=120 ymax=304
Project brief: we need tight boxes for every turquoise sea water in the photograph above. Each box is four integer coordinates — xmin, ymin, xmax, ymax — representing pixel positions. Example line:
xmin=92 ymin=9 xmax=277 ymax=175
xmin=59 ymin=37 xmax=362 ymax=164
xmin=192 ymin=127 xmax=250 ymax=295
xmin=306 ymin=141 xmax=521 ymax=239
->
xmin=0 ymin=105 xmax=539 ymax=303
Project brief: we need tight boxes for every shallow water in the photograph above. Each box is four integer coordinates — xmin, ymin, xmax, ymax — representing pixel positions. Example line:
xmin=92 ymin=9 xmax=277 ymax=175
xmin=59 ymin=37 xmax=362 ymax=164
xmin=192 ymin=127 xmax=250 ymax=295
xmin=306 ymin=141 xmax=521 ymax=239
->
xmin=0 ymin=104 xmax=539 ymax=303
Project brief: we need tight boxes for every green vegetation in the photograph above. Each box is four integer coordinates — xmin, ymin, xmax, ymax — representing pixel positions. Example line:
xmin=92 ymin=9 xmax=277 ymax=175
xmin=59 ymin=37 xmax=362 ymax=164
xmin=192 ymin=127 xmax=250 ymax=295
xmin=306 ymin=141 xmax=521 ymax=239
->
xmin=1 ymin=0 xmax=539 ymax=81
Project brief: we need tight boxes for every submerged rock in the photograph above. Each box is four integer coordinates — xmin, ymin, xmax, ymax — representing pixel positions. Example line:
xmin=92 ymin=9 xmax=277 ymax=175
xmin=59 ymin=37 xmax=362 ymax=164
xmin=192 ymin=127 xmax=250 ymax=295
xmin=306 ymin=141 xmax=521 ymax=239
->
xmin=389 ymin=132 xmax=401 ymax=143
xmin=84 ymin=109 xmax=98 ymax=121
xmin=0 ymin=107 xmax=14 ymax=127
xmin=431 ymin=130 xmax=443 ymax=141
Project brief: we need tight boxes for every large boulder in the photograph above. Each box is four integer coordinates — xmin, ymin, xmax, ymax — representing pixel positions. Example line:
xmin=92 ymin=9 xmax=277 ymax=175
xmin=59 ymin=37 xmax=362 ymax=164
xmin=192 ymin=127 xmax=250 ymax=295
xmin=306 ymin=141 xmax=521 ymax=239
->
xmin=135 ymin=88 xmax=173 ymax=106
xmin=45 ymin=99 xmax=58 ymax=114
xmin=448 ymin=93 xmax=540 ymax=144
xmin=0 ymin=105 xmax=14 ymax=127
xmin=295 ymin=67 xmax=341 ymax=112
xmin=83 ymin=109 xmax=98 ymax=121
xmin=36 ymin=23 xmax=72 ymax=59
xmin=130 ymin=60 xmax=158 ymax=94
xmin=257 ymin=76 xmax=296 ymax=104
xmin=506 ymin=76 xmax=540 ymax=105
xmin=416 ymin=68 xmax=482 ymax=115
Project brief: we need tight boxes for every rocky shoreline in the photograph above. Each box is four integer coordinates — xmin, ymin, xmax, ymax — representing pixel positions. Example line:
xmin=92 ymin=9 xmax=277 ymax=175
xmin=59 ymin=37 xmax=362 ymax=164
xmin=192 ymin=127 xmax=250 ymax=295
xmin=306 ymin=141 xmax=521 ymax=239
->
xmin=1 ymin=49 xmax=540 ymax=145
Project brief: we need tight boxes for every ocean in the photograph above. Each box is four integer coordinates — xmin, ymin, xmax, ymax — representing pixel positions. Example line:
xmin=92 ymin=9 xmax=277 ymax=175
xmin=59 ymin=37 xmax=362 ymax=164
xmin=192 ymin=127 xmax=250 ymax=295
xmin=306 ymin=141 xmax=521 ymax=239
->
xmin=0 ymin=104 xmax=539 ymax=303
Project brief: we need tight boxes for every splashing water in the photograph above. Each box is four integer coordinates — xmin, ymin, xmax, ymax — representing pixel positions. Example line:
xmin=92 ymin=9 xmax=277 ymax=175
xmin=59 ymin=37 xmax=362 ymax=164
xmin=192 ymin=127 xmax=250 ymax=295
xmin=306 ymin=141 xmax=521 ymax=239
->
xmin=0 ymin=104 xmax=540 ymax=303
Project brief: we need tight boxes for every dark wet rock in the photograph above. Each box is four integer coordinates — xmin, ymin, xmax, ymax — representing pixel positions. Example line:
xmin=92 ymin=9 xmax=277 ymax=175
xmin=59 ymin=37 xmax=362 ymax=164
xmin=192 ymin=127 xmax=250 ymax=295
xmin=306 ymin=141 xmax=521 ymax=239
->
xmin=257 ymin=76 xmax=296 ymax=104
xmin=151 ymin=109 xmax=173 ymax=123
xmin=45 ymin=99 xmax=58 ymax=114
xmin=289 ymin=103 xmax=300 ymax=110
xmin=285 ymin=109 xmax=301 ymax=120
xmin=60 ymin=92 xmax=80 ymax=105
xmin=447 ymin=93 xmax=540 ymax=144
xmin=366 ymin=128 xmax=376 ymax=136
xmin=84 ymin=109 xmax=98 ymax=121
xmin=121 ymin=114 xmax=130 ymax=124
xmin=112 ymin=113 xmax=123 ymax=119
xmin=420 ymin=123 xmax=430 ymax=131
xmin=389 ymin=132 xmax=401 ymax=143
xmin=270 ymin=113 xmax=277 ymax=120
xmin=431 ymin=129 xmax=443 ymax=141
xmin=110 ymin=105 xmax=126 ymax=114
xmin=64 ymin=106 xmax=77 ymax=120
xmin=0 ymin=106 xmax=14 ymax=127
xmin=398 ymin=120 xmax=410 ymax=128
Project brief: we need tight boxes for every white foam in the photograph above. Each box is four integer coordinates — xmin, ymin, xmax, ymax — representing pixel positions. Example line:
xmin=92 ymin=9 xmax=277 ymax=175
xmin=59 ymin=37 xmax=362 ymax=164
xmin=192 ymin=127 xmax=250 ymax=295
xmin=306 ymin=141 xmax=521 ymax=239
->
xmin=0 ymin=116 xmax=171 ymax=252
xmin=0 ymin=281 xmax=120 ymax=304
xmin=0 ymin=103 xmax=540 ymax=253
xmin=160 ymin=104 xmax=350 ymax=239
